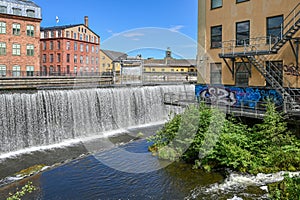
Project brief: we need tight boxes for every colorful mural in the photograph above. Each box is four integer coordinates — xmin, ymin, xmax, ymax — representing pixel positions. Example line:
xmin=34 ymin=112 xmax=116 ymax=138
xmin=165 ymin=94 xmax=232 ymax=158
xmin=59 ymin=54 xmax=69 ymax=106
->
xmin=195 ymin=85 xmax=283 ymax=109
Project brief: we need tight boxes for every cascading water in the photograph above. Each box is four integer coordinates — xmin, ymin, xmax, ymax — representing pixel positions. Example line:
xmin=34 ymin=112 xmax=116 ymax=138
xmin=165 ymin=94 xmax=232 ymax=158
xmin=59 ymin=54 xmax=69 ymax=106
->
xmin=0 ymin=85 xmax=194 ymax=154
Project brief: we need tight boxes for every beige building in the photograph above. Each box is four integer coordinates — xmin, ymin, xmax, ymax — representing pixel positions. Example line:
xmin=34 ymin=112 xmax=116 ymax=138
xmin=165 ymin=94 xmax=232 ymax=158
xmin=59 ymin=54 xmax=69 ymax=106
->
xmin=198 ymin=0 xmax=300 ymax=89
xmin=99 ymin=49 xmax=127 ymax=75
xmin=144 ymin=48 xmax=197 ymax=73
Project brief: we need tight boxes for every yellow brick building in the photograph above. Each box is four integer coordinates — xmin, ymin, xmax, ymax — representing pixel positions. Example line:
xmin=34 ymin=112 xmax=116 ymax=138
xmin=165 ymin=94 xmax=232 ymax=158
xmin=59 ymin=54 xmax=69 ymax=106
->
xmin=198 ymin=0 xmax=300 ymax=88
xmin=143 ymin=49 xmax=196 ymax=73
xmin=99 ymin=49 xmax=127 ymax=75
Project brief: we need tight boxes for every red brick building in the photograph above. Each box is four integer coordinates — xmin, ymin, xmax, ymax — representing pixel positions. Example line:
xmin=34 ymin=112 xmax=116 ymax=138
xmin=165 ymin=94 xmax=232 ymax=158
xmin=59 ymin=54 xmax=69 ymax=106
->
xmin=0 ymin=0 xmax=42 ymax=77
xmin=40 ymin=16 xmax=100 ymax=76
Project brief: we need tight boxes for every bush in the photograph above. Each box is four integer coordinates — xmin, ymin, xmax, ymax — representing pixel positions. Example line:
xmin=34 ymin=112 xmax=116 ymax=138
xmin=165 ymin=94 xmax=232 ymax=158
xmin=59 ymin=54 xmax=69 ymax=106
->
xmin=268 ymin=175 xmax=300 ymax=200
xmin=148 ymin=102 xmax=300 ymax=174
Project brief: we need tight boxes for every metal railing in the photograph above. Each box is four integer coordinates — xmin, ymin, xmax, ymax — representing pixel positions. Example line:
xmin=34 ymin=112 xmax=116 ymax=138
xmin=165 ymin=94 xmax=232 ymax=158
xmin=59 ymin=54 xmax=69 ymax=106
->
xmin=221 ymin=36 xmax=280 ymax=56
xmin=0 ymin=70 xmax=106 ymax=78
xmin=221 ymin=3 xmax=300 ymax=56
xmin=281 ymin=2 xmax=300 ymax=38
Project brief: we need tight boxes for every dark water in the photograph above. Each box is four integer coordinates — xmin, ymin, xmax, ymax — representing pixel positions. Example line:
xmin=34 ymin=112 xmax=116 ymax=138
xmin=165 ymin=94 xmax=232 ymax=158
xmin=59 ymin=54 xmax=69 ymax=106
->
xmin=31 ymin=140 xmax=223 ymax=200
xmin=0 ymin=125 xmax=273 ymax=200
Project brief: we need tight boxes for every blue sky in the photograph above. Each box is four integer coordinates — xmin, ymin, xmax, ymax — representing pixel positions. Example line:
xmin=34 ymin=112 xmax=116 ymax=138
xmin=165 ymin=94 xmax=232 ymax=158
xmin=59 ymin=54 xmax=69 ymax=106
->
xmin=34 ymin=0 xmax=198 ymax=59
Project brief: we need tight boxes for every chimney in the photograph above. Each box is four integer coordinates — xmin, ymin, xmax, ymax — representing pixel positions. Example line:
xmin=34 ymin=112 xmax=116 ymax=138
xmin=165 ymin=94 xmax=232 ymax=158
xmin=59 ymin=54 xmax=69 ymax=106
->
xmin=84 ymin=16 xmax=89 ymax=27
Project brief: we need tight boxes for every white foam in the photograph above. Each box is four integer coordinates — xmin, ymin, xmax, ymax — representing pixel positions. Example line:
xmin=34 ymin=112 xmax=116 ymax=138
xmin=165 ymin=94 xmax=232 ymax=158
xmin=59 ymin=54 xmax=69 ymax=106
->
xmin=187 ymin=171 xmax=300 ymax=199
xmin=0 ymin=121 xmax=166 ymax=161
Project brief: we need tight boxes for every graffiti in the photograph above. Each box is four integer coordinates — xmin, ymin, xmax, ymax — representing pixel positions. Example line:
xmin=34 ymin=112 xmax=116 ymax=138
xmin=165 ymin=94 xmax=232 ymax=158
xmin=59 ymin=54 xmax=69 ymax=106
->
xmin=195 ymin=85 xmax=283 ymax=109
xmin=199 ymin=86 xmax=237 ymax=106
xmin=284 ymin=64 xmax=300 ymax=76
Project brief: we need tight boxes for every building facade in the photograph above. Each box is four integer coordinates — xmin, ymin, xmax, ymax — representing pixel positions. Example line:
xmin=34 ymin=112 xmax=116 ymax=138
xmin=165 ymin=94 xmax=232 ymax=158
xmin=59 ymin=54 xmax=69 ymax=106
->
xmin=144 ymin=49 xmax=197 ymax=73
xmin=197 ymin=0 xmax=300 ymax=113
xmin=99 ymin=49 xmax=127 ymax=75
xmin=40 ymin=16 xmax=100 ymax=76
xmin=0 ymin=0 xmax=41 ymax=77
xmin=198 ymin=0 xmax=300 ymax=87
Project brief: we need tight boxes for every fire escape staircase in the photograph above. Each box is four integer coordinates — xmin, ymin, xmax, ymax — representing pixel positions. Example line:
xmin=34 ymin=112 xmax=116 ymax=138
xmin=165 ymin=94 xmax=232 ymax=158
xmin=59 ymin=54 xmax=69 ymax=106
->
xmin=219 ymin=3 xmax=300 ymax=114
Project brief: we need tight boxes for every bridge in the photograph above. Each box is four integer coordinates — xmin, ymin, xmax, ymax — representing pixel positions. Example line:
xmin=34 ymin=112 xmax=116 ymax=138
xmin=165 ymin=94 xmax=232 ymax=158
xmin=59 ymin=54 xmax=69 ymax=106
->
xmin=163 ymin=91 xmax=300 ymax=120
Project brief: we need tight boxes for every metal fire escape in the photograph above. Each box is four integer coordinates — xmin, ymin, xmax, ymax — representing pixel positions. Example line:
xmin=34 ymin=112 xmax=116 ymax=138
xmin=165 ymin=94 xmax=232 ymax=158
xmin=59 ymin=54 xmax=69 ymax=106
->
xmin=219 ymin=3 xmax=300 ymax=115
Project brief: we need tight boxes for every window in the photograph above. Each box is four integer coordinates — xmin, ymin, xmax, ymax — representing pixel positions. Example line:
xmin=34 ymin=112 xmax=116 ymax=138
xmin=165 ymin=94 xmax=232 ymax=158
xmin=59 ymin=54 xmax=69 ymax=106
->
xmin=236 ymin=62 xmax=250 ymax=86
xmin=66 ymin=41 xmax=70 ymax=50
xmin=85 ymin=67 xmax=89 ymax=72
xmin=236 ymin=0 xmax=249 ymax=3
xmin=66 ymin=31 xmax=70 ymax=38
xmin=74 ymin=54 xmax=77 ymax=63
xmin=50 ymin=41 xmax=53 ymax=50
xmin=57 ymin=53 xmax=61 ymax=62
xmin=74 ymin=66 xmax=77 ymax=74
xmin=80 ymin=34 xmax=83 ymax=40
xmin=26 ymin=9 xmax=35 ymax=17
xmin=86 ymin=56 xmax=89 ymax=64
xmin=42 ymin=66 xmax=47 ymax=76
xmin=0 ymin=65 xmax=6 ymax=76
xmin=0 ymin=22 xmax=6 ymax=34
xmin=67 ymin=54 xmax=70 ymax=63
xmin=50 ymin=31 xmax=54 ymax=38
xmin=236 ymin=20 xmax=250 ymax=46
xmin=0 ymin=6 xmax=7 ymax=14
xmin=80 ymin=56 xmax=83 ymax=64
xmin=210 ymin=63 xmax=222 ymax=84
xmin=50 ymin=65 xmax=54 ymax=75
xmin=80 ymin=44 xmax=83 ymax=52
xmin=86 ymin=45 xmax=89 ymax=52
xmin=86 ymin=35 xmax=89 ymax=42
xmin=152 ymin=68 xmax=156 ymax=72
xmin=74 ymin=32 xmax=77 ymax=39
xmin=74 ymin=42 xmax=78 ymax=51
xmin=41 ymin=31 xmax=44 ymax=38
xmin=211 ymin=25 xmax=222 ymax=48
xmin=43 ymin=41 xmax=46 ymax=50
xmin=12 ymin=8 xmax=22 ymax=16
xmin=26 ymin=25 xmax=34 ymax=37
xmin=43 ymin=54 xmax=46 ymax=63
xmin=91 ymin=57 xmax=94 ymax=64
xmin=211 ymin=0 xmax=222 ymax=9
xmin=0 ymin=42 xmax=6 ymax=55
xmin=12 ymin=65 xmax=21 ymax=77
xmin=267 ymin=15 xmax=283 ymax=44
xmin=50 ymin=54 xmax=54 ymax=63
xmin=92 ymin=46 xmax=94 ymax=53
xmin=57 ymin=30 xmax=62 ymax=37
xmin=12 ymin=44 xmax=21 ymax=55
xmin=180 ymin=69 xmax=184 ymax=72
xmin=57 ymin=41 xmax=61 ymax=50
xmin=91 ymin=36 xmax=94 ymax=43
xmin=95 ymin=47 xmax=99 ymax=53
xmin=26 ymin=44 xmax=34 ymax=56
xmin=26 ymin=66 xmax=34 ymax=76
xmin=12 ymin=23 xmax=21 ymax=35
xmin=96 ymin=57 xmax=99 ymax=64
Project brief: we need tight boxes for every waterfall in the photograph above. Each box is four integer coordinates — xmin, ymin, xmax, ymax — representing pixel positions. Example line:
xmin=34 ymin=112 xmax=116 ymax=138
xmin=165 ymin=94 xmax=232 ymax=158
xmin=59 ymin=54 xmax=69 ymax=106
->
xmin=0 ymin=85 xmax=194 ymax=154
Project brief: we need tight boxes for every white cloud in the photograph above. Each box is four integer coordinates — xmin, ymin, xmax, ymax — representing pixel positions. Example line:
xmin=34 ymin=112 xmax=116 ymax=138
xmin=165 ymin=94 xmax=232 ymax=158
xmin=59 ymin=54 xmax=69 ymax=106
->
xmin=168 ymin=25 xmax=184 ymax=32
xmin=122 ymin=32 xmax=145 ymax=38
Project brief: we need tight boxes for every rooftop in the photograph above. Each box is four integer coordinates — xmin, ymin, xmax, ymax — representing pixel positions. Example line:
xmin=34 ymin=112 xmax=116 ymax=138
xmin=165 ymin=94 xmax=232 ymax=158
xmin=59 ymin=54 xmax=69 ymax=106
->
xmin=0 ymin=0 xmax=41 ymax=19
xmin=101 ymin=50 xmax=128 ymax=62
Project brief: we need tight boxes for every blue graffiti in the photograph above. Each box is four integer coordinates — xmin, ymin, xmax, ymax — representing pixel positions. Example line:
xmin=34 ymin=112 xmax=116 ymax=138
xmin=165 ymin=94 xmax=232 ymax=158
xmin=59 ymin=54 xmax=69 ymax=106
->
xmin=195 ymin=85 xmax=283 ymax=109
